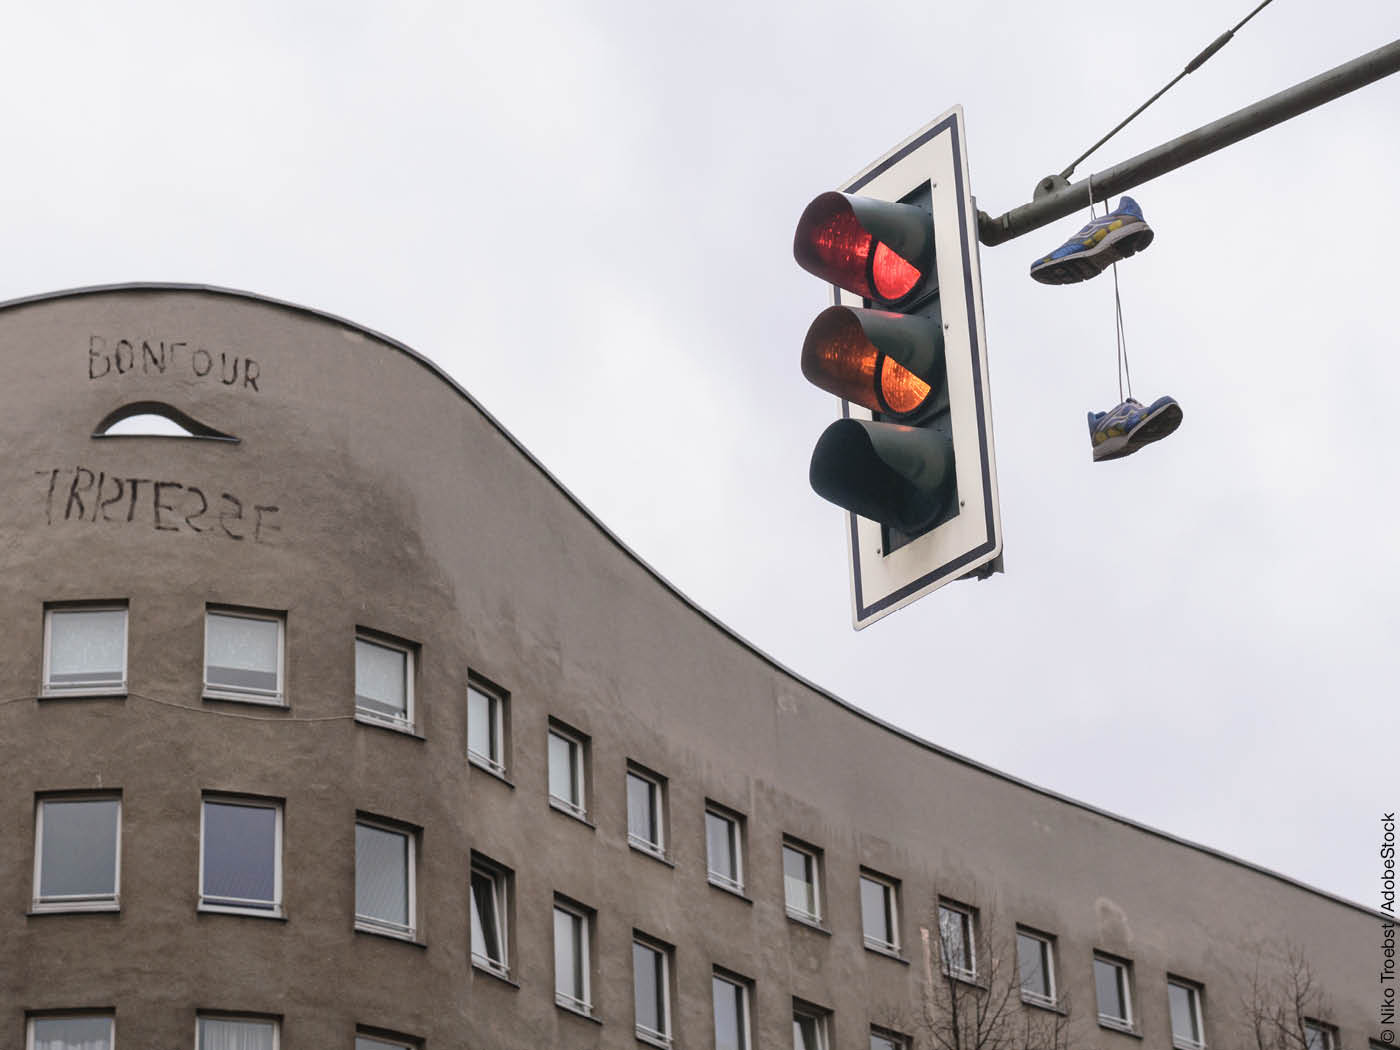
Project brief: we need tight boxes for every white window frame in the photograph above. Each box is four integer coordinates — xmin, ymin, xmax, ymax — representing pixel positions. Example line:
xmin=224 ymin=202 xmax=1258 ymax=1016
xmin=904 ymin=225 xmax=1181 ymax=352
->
xmin=553 ymin=899 xmax=593 ymax=1016
xmin=356 ymin=1034 xmax=417 ymax=1050
xmin=1016 ymin=928 xmax=1057 ymax=1007
xmin=870 ymin=1026 xmax=909 ymax=1050
xmin=203 ymin=607 xmax=285 ymax=705
xmin=705 ymin=804 xmax=744 ymax=894
xmin=626 ymin=765 xmax=667 ymax=859
xmin=354 ymin=633 xmax=416 ymax=733
xmin=938 ymin=900 xmax=978 ymax=980
xmin=632 ymin=934 xmax=673 ymax=1048
xmin=466 ymin=680 xmax=507 ymax=776
xmin=792 ymin=1002 xmax=830 ymax=1050
xmin=32 ymin=795 xmax=121 ymax=913
xmin=42 ymin=604 xmax=128 ymax=698
xmin=1167 ymin=978 xmax=1206 ymax=1050
xmin=782 ymin=840 xmax=822 ymax=924
xmin=26 ymin=1013 xmax=115 ymax=1050
xmin=199 ymin=796 xmax=283 ymax=917
xmin=547 ymin=724 xmax=588 ymax=819
xmin=354 ymin=817 xmax=417 ymax=941
xmin=859 ymin=870 xmax=900 ymax=954
xmin=195 ymin=1015 xmax=280 ymax=1050
xmin=1304 ymin=1020 xmax=1336 ymax=1050
xmin=712 ymin=971 xmax=752 ymax=1050
xmin=470 ymin=855 xmax=510 ymax=978
xmin=1094 ymin=953 xmax=1135 ymax=1032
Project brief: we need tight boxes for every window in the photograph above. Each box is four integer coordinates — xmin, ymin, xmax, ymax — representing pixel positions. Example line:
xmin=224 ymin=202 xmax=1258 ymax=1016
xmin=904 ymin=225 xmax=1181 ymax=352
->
xmin=627 ymin=765 xmax=667 ymax=858
xmin=470 ymin=855 xmax=511 ymax=977
xmin=33 ymin=796 xmax=120 ymax=912
xmin=1168 ymin=979 xmax=1205 ymax=1049
xmin=553 ymin=899 xmax=593 ymax=1015
xmin=355 ymin=634 xmax=414 ymax=731
xmin=27 ymin=1015 xmax=114 ymax=1050
xmin=356 ymin=1035 xmax=417 ymax=1050
xmin=197 ymin=1016 xmax=279 ymax=1049
xmin=205 ymin=608 xmax=283 ymax=704
xmin=792 ymin=1002 xmax=829 ymax=1050
xmin=870 ymin=1028 xmax=908 ymax=1050
xmin=43 ymin=605 xmax=127 ymax=696
xmin=713 ymin=972 xmax=751 ymax=1050
xmin=859 ymin=870 xmax=899 ymax=953
xmin=355 ymin=818 xmax=416 ymax=940
xmin=547 ymin=722 xmax=587 ymax=818
xmin=706 ymin=804 xmax=744 ymax=893
xmin=938 ymin=901 xmax=977 ymax=979
xmin=466 ymin=679 xmax=507 ymax=775
xmin=783 ymin=840 xmax=822 ymax=923
xmin=633 ymin=935 xmax=673 ymax=1046
xmin=1016 ymin=929 xmax=1056 ymax=1007
xmin=201 ymin=797 xmax=282 ymax=916
xmin=1094 ymin=954 xmax=1134 ymax=1031
xmin=1304 ymin=1021 xmax=1336 ymax=1050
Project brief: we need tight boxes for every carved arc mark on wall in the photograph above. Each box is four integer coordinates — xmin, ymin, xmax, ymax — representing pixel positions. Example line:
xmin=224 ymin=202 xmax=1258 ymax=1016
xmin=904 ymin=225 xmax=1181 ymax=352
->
xmin=93 ymin=401 xmax=239 ymax=442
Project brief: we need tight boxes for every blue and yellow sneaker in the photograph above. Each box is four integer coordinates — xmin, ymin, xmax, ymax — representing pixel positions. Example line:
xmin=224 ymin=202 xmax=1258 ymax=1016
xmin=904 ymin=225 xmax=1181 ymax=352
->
xmin=1031 ymin=197 xmax=1155 ymax=285
xmin=1088 ymin=395 xmax=1182 ymax=461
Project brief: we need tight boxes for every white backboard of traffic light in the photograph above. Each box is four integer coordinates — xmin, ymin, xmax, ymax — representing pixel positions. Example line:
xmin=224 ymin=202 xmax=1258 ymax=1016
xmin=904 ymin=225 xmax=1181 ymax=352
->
xmin=827 ymin=106 xmax=1001 ymax=628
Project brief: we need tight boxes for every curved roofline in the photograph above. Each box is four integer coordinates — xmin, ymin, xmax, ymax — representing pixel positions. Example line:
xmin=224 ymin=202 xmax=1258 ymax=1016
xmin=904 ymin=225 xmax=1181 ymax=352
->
xmin=4 ymin=281 xmax=1379 ymax=921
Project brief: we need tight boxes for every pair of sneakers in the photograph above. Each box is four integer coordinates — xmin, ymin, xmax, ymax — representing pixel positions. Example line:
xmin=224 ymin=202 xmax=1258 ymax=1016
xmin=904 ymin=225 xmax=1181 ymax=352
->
xmin=1031 ymin=196 xmax=1182 ymax=461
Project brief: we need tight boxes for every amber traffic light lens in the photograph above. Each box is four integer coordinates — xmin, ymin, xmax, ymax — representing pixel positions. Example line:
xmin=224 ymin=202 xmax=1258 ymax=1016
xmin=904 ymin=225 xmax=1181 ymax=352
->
xmin=879 ymin=356 xmax=932 ymax=415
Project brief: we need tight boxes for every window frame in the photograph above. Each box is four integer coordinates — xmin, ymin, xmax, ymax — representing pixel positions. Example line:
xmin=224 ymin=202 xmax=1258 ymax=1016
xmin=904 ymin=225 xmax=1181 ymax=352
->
xmin=199 ymin=795 xmax=284 ymax=917
xmin=353 ymin=632 xmax=416 ymax=733
xmin=626 ymin=763 xmax=668 ymax=859
xmin=32 ymin=794 xmax=122 ymax=913
xmin=870 ymin=1026 xmax=910 ymax=1050
xmin=355 ymin=1032 xmax=420 ymax=1050
xmin=26 ymin=1013 xmax=115 ymax=1050
xmin=937 ymin=899 xmax=978 ymax=981
xmin=782 ymin=838 xmax=823 ymax=925
xmin=42 ymin=603 xmax=128 ymax=698
xmin=1304 ymin=1020 xmax=1337 ymax=1050
xmin=203 ymin=606 xmax=285 ymax=706
xmin=859 ymin=869 xmax=901 ymax=955
xmin=469 ymin=853 xmax=512 ymax=978
xmin=792 ymin=1000 xmax=830 ymax=1050
xmin=547 ymin=721 xmax=589 ymax=820
xmin=466 ymin=677 xmax=508 ymax=776
xmin=195 ymin=1014 xmax=280 ymax=1050
xmin=705 ymin=803 xmax=745 ymax=894
xmin=712 ymin=970 xmax=752 ymax=1050
xmin=553 ymin=897 xmax=594 ymax=1016
xmin=353 ymin=816 xmax=418 ymax=942
xmin=1015 ymin=927 xmax=1057 ymax=1008
xmin=1093 ymin=952 xmax=1136 ymax=1032
xmin=1167 ymin=977 xmax=1206 ymax=1050
xmin=632 ymin=932 xmax=674 ymax=1048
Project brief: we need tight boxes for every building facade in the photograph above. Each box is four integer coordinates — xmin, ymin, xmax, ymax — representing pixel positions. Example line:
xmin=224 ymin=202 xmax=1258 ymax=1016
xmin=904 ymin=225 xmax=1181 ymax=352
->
xmin=0 ymin=286 xmax=1380 ymax=1049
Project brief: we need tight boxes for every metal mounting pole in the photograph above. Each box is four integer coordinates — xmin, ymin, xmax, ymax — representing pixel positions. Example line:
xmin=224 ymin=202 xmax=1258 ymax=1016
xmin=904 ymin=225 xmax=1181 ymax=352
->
xmin=977 ymin=38 xmax=1400 ymax=247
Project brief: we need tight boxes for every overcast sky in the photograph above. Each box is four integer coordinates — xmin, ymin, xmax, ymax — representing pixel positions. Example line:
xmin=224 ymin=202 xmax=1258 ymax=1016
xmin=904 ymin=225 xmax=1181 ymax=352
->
xmin=4 ymin=1 xmax=1396 ymax=908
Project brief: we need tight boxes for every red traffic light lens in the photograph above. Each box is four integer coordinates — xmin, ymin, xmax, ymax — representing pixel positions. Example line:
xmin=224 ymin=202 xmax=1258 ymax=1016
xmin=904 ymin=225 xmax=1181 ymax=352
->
xmin=802 ymin=307 xmax=933 ymax=419
xmin=794 ymin=192 xmax=931 ymax=306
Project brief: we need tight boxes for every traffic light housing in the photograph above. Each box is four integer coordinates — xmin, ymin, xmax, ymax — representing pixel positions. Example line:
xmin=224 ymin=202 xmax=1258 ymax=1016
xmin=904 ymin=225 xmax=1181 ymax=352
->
xmin=794 ymin=107 xmax=1002 ymax=629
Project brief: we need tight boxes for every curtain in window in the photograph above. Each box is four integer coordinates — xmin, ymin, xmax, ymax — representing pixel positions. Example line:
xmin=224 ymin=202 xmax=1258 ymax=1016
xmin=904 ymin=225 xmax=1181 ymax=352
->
xmin=207 ymin=614 xmax=279 ymax=693
xmin=356 ymin=824 xmax=409 ymax=927
xmin=198 ymin=1017 xmax=276 ymax=1050
xmin=203 ymin=802 xmax=277 ymax=906
xmin=32 ymin=1017 xmax=112 ymax=1050
xmin=49 ymin=610 xmax=124 ymax=686
xmin=39 ymin=799 xmax=119 ymax=899
xmin=355 ymin=640 xmax=406 ymax=717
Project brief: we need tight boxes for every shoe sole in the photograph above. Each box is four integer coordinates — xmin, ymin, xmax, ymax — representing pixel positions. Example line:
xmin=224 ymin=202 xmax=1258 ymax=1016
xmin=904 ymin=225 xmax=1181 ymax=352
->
xmin=1093 ymin=400 xmax=1182 ymax=461
xmin=1032 ymin=221 xmax=1155 ymax=285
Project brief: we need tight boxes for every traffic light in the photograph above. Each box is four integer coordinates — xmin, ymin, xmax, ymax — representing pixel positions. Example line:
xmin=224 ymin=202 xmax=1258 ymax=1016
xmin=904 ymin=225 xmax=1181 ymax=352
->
xmin=793 ymin=107 xmax=1002 ymax=629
